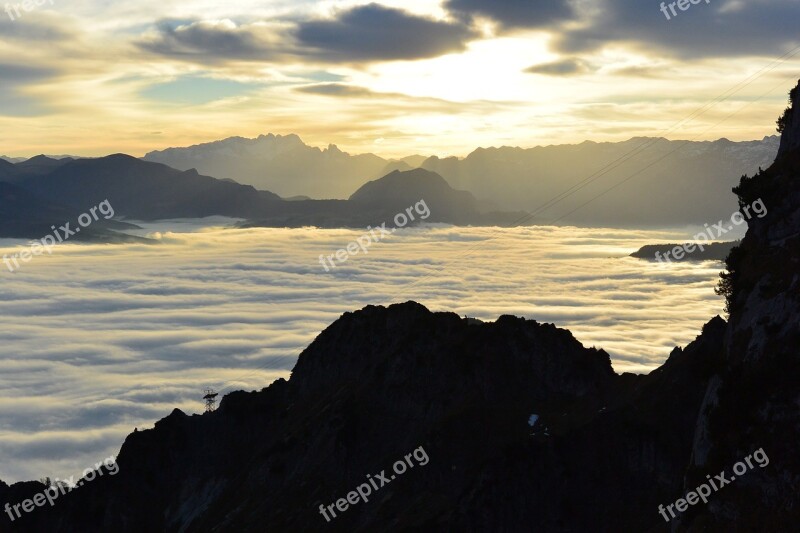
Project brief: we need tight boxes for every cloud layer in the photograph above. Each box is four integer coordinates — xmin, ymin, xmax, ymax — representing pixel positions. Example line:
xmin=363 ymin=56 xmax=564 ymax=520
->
xmin=295 ymin=4 xmax=477 ymax=62
xmin=445 ymin=0 xmax=574 ymax=30
xmin=0 ymin=220 xmax=725 ymax=482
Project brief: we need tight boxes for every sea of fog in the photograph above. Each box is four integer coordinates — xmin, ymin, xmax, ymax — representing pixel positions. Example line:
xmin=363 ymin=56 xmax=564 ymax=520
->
xmin=0 ymin=219 xmax=729 ymax=482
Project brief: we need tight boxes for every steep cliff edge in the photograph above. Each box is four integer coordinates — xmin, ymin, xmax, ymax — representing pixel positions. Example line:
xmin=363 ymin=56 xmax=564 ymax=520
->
xmin=681 ymin=80 xmax=800 ymax=531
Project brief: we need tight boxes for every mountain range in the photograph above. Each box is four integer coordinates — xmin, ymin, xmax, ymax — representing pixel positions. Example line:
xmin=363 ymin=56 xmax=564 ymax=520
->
xmin=0 ymin=156 xmax=510 ymax=240
xmin=143 ymin=134 xmax=417 ymax=200
xmin=4 ymin=135 xmax=779 ymax=230
xmin=0 ymin=178 xmax=143 ymax=242
xmin=144 ymin=134 xmax=779 ymax=226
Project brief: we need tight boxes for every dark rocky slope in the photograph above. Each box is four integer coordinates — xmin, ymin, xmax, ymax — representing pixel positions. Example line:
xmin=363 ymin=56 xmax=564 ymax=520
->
xmin=678 ymin=82 xmax=800 ymax=531
xmin=0 ymin=303 xmax=724 ymax=532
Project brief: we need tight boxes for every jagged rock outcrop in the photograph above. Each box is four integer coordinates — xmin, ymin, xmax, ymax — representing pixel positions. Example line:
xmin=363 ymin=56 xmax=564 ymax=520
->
xmin=5 ymin=303 xmax=725 ymax=532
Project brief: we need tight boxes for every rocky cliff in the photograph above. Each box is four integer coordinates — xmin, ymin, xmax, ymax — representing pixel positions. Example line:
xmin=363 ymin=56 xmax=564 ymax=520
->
xmin=680 ymin=80 xmax=800 ymax=531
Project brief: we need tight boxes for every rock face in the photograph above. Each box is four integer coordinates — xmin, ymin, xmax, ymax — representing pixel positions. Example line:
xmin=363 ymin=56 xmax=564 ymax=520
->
xmin=680 ymin=80 xmax=800 ymax=532
xmin=777 ymin=81 xmax=800 ymax=157
xmin=3 ymin=81 xmax=800 ymax=533
xmin=1 ymin=303 xmax=725 ymax=532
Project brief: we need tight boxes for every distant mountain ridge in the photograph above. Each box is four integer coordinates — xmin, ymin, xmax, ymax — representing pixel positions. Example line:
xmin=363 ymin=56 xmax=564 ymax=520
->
xmin=0 ymin=156 xmax=504 ymax=239
xmin=0 ymin=181 xmax=144 ymax=241
xmin=421 ymin=136 xmax=780 ymax=226
xmin=145 ymin=133 xmax=779 ymax=226
xmin=20 ymin=154 xmax=282 ymax=221
xmin=1 ymin=155 xmax=79 ymax=164
xmin=144 ymin=134 xmax=419 ymax=200
xmin=349 ymin=169 xmax=481 ymax=224
xmin=242 ymin=168 xmax=518 ymax=228
xmin=630 ymin=241 xmax=738 ymax=262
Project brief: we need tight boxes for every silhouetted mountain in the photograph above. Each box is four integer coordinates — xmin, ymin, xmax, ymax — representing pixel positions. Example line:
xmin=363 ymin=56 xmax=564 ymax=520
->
xmin=0 ymin=155 xmax=77 ymax=185
xmin=421 ymin=136 xmax=779 ymax=227
xmin=144 ymin=132 xmax=778 ymax=226
xmin=243 ymin=168 xmax=518 ymax=228
xmin=16 ymin=155 xmax=74 ymax=173
xmin=19 ymin=154 xmax=282 ymax=220
xmin=4 ymin=158 xmax=511 ymax=235
xmin=0 ymin=158 xmax=16 ymax=181
xmin=349 ymin=168 xmax=480 ymax=223
xmin=0 ymin=181 xmax=143 ymax=241
xmin=144 ymin=134 xmax=423 ymax=199
xmin=630 ymin=241 xmax=739 ymax=262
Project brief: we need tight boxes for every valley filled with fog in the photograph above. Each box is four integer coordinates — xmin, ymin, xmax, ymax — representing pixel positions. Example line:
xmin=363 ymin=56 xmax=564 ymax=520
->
xmin=0 ymin=220 xmax=725 ymax=482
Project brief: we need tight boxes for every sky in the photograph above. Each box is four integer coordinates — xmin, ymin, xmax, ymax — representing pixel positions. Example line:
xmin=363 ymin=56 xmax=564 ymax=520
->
xmin=1 ymin=0 xmax=800 ymax=157
xmin=0 ymin=221 xmax=725 ymax=482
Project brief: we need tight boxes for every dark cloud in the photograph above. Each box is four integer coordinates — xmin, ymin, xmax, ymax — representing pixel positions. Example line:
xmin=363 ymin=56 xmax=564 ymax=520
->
xmin=295 ymin=3 xmax=477 ymax=62
xmin=556 ymin=0 xmax=800 ymax=59
xmin=139 ymin=5 xmax=477 ymax=64
xmin=525 ymin=58 xmax=590 ymax=76
xmin=445 ymin=0 xmax=574 ymax=30
xmin=138 ymin=20 xmax=285 ymax=62
xmin=0 ymin=17 xmax=75 ymax=42
xmin=136 ymin=1 xmax=800 ymax=67
xmin=0 ymin=64 xmax=60 ymax=116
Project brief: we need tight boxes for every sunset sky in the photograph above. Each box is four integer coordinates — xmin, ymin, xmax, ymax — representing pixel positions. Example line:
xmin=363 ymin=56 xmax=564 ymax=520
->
xmin=1 ymin=0 xmax=799 ymax=157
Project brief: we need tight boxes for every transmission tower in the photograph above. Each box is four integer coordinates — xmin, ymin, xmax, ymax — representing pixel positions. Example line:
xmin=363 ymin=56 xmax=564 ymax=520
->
xmin=203 ymin=389 xmax=219 ymax=413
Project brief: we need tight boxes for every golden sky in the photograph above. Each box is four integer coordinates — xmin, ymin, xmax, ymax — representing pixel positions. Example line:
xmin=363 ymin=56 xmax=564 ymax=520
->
xmin=1 ymin=0 xmax=799 ymax=157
